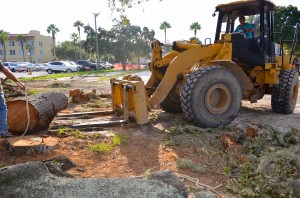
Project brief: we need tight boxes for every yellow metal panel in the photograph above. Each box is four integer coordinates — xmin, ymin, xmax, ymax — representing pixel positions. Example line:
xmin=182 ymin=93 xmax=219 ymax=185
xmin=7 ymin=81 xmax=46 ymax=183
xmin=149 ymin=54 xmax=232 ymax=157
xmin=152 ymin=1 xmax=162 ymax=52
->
xmin=209 ymin=60 xmax=254 ymax=90
xmin=264 ymin=69 xmax=279 ymax=84
xmin=215 ymin=42 xmax=232 ymax=60
xmin=132 ymin=81 xmax=149 ymax=125
xmin=149 ymin=44 xmax=223 ymax=107
xmin=173 ymin=41 xmax=202 ymax=50
xmin=276 ymin=55 xmax=293 ymax=70
xmin=110 ymin=79 xmax=122 ymax=112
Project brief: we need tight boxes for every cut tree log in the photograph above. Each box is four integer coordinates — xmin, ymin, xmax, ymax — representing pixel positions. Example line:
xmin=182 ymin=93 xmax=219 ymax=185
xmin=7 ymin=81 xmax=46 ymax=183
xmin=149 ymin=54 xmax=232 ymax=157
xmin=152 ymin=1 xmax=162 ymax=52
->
xmin=7 ymin=92 xmax=68 ymax=135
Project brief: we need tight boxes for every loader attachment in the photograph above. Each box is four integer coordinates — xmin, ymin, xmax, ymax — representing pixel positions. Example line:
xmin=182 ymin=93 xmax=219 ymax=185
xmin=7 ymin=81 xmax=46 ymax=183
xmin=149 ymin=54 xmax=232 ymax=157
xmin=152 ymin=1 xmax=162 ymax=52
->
xmin=110 ymin=78 xmax=149 ymax=125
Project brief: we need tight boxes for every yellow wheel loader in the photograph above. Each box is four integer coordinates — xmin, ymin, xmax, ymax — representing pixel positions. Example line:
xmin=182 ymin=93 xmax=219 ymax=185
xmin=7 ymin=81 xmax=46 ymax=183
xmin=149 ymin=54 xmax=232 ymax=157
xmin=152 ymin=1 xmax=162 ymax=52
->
xmin=109 ymin=0 xmax=299 ymax=128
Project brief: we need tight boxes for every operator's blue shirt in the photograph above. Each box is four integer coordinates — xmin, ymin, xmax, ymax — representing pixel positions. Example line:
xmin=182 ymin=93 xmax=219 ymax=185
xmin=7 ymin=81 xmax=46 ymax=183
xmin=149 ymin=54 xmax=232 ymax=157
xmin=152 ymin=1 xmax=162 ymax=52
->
xmin=0 ymin=61 xmax=3 ymax=93
xmin=235 ymin=23 xmax=253 ymax=38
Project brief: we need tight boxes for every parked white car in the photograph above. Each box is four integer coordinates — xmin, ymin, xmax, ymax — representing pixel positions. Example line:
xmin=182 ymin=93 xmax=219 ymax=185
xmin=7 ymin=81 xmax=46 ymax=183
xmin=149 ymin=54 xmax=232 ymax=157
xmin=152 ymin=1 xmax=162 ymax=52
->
xmin=99 ymin=61 xmax=114 ymax=69
xmin=46 ymin=61 xmax=79 ymax=74
xmin=3 ymin=62 xmax=18 ymax=72
xmin=15 ymin=62 xmax=30 ymax=72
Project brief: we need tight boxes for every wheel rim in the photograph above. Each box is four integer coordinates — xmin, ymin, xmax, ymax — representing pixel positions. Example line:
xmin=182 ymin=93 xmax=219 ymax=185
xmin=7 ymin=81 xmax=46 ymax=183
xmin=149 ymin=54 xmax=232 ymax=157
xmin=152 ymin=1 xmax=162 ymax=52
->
xmin=67 ymin=69 xmax=71 ymax=73
xmin=292 ymin=81 xmax=299 ymax=104
xmin=205 ymin=83 xmax=232 ymax=115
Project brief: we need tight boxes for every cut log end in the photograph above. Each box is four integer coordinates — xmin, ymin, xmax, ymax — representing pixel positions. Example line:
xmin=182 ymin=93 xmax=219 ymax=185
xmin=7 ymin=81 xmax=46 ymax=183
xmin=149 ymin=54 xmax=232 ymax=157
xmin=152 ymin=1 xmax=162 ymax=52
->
xmin=7 ymin=92 xmax=68 ymax=135
xmin=7 ymin=101 xmax=38 ymax=135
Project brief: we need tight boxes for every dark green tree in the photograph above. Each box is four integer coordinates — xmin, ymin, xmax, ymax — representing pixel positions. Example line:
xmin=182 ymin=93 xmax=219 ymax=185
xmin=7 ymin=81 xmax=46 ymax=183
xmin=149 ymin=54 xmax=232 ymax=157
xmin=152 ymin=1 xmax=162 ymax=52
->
xmin=111 ymin=15 xmax=136 ymax=70
xmin=56 ymin=41 xmax=78 ymax=61
xmin=83 ymin=25 xmax=96 ymax=59
xmin=25 ymin=43 xmax=34 ymax=63
xmin=70 ymin=33 xmax=79 ymax=61
xmin=16 ymin=34 xmax=27 ymax=62
xmin=189 ymin=22 xmax=201 ymax=39
xmin=47 ymin=24 xmax=60 ymax=59
xmin=0 ymin=30 xmax=9 ymax=61
xmin=73 ymin=20 xmax=84 ymax=59
xmin=160 ymin=21 xmax=171 ymax=43
xmin=274 ymin=5 xmax=300 ymax=54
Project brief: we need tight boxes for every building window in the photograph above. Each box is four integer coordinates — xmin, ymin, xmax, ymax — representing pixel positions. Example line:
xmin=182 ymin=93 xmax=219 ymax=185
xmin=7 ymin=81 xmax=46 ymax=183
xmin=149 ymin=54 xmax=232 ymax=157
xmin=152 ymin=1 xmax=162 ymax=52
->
xmin=30 ymin=50 xmax=34 ymax=56
xmin=10 ymin=50 xmax=16 ymax=55
xmin=19 ymin=50 xmax=24 ymax=56
xmin=39 ymin=41 xmax=42 ymax=47
xmin=19 ymin=41 xmax=24 ymax=46
xmin=0 ymin=50 xmax=2 ymax=55
xmin=29 ymin=41 xmax=34 ymax=46
xmin=39 ymin=50 xmax=44 ymax=56
xmin=9 ymin=41 xmax=15 ymax=46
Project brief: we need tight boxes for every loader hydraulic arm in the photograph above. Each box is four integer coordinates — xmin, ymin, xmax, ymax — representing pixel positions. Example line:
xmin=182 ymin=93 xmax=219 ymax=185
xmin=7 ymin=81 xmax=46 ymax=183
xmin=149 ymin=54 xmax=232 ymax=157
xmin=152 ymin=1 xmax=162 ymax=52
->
xmin=147 ymin=40 xmax=223 ymax=108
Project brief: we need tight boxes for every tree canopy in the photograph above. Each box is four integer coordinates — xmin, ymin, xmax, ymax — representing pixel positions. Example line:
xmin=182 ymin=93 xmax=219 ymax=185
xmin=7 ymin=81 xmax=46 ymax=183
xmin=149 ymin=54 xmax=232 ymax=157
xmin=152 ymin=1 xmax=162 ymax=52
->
xmin=274 ymin=5 xmax=300 ymax=54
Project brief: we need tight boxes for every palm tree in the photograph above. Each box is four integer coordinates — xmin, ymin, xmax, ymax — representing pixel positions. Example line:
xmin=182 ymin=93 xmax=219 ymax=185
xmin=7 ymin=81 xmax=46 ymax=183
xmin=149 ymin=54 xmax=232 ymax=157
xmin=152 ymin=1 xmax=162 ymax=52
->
xmin=70 ymin=33 xmax=79 ymax=61
xmin=189 ymin=22 xmax=201 ymax=38
xmin=17 ymin=34 xmax=27 ymax=62
xmin=160 ymin=21 xmax=171 ymax=43
xmin=25 ymin=43 xmax=33 ymax=63
xmin=47 ymin=24 xmax=60 ymax=59
xmin=73 ymin=20 xmax=84 ymax=60
xmin=0 ymin=30 xmax=9 ymax=62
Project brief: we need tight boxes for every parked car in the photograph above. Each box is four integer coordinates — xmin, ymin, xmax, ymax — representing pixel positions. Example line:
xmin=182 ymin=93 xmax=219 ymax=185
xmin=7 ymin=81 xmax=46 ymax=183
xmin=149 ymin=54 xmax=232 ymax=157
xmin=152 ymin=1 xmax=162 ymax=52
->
xmin=46 ymin=61 xmax=79 ymax=74
xmin=68 ymin=61 xmax=84 ymax=71
xmin=28 ymin=63 xmax=40 ymax=71
xmin=36 ymin=63 xmax=48 ymax=71
xmin=3 ymin=62 xmax=18 ymax=72
xmin=99 ymin=61 xmax=114 ymax=69
xmin=76 ymin=60 xmax=97 ymax=70
xmin=16 ymin=62 xmax=30 ymax=72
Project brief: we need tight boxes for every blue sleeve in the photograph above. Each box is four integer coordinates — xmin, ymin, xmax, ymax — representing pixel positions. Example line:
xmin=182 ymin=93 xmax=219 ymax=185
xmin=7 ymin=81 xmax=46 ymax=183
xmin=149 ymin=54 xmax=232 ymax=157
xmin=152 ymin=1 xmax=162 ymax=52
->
xmin=235 ymin=25 xmax=242 ymax=31
xmin=246 ymin=23 xmax=253 ymax=29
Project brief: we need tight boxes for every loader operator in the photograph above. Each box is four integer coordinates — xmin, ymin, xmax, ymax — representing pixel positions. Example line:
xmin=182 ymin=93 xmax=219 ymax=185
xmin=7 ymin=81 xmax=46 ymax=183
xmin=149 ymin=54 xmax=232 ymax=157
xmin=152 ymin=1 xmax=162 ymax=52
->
xmin=0 ymin=60 xmax=26 ymax=138
xmin=235 ymin=16 xmax=254 ymax=38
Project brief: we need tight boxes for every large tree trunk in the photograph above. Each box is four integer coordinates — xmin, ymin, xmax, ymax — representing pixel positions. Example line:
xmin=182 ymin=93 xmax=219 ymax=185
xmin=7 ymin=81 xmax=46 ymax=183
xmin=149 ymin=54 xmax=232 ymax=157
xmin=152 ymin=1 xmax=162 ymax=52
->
xmin=7 ymin=92 xmax=68 ymax=135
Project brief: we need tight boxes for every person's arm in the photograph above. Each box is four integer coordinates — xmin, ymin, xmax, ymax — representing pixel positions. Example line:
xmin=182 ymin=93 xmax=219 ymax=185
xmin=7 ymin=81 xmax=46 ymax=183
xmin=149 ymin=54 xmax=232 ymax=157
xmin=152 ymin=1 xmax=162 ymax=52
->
xmin=234 ymin=25 xmax=242 ymax=32
xmin=0 ymin=66 xmax=26 ymax=89
xmin=244 ymin=23 xmax=254 ymax=33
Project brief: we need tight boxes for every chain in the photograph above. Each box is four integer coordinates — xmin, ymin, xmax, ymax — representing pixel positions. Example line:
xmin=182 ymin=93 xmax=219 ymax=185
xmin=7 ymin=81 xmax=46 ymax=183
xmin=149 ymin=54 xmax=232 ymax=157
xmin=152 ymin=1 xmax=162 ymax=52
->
xmin=175 ymin=173 xmax=223 ymax=197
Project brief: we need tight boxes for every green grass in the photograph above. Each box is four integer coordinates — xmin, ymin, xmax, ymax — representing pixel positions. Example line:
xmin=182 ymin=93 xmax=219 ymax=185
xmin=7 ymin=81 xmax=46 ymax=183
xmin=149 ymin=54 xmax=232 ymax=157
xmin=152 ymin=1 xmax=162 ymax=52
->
xmin=27 ymin=89 xmax=41 ymax=95
xmin=87 ymin=133 xmax=127 ymax=156
xmin=20 ymin=69 xmax=146 ymax=82
xmin=176 ymin=158 xmax=206 ymax=174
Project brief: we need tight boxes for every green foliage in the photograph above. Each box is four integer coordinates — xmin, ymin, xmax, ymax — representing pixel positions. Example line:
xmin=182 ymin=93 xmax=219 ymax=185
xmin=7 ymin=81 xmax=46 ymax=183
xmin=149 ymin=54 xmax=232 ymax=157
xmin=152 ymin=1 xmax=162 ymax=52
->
xmin=88 ymin=142 xmax=111 ymax=154
xmin=27 ymin=89 xmax=40 ymax=95
xmin=160 ymin=21 xmax=171 ymax=43
xmin=274 ymin=5 xmax=300 ymax=54
xmin=57 ymin=127 xmax=87 ymax=139
xmin=56 ymin=41 xmax=86 ymax=61
xmin=189 ymin=22 xmax=201 ymax=38
xmin=224 ymin=126 xmax=300 ymax=197
xmin=176 ymin=158 xmax=206 ymax=174
xmin=88 ymin=133 xmax=126 ymax=156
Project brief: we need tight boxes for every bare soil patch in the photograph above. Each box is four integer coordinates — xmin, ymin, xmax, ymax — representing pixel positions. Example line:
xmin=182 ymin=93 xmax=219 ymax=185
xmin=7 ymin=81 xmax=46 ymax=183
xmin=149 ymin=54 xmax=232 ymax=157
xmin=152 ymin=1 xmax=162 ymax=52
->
xmin=1 ymin=74 xmax=300 ymax=197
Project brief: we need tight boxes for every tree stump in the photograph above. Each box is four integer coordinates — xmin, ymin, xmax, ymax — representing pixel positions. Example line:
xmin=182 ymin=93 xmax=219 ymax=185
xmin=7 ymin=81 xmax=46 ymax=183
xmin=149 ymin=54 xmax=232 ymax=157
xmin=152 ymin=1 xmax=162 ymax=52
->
xmin=4 ymin=136 xmax=59 ymax=155
xmin=7 ymin=92 xmax=68 ymax=135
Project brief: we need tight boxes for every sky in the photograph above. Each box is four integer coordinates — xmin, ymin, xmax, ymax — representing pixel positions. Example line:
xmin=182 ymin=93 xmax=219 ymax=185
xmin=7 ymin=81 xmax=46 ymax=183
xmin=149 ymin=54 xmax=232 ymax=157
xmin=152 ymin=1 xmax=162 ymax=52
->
xmin=1 ymin=0 xmax=300 ymax=44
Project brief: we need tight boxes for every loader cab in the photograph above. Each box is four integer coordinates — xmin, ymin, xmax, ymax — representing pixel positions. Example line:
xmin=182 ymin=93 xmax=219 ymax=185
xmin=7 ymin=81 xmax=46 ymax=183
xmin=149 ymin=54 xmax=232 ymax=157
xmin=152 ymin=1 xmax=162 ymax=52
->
xmin=214 ymin=0 xmax=277 ymax=66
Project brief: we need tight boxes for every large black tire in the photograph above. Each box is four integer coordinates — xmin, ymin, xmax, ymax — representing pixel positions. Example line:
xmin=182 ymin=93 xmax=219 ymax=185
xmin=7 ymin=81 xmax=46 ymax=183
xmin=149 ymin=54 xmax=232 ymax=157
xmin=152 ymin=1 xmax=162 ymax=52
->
xmin=180 ymin=66 xmax=242 ymax=128
xmin=160 ymin=88 xmax=182 ymax=113
xmin=271 ymin=70 xmax=299 ymax=114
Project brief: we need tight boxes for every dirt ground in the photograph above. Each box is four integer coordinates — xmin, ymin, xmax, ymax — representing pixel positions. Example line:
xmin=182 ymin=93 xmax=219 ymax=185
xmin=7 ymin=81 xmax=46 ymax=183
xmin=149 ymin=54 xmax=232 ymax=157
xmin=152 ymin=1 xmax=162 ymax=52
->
xmin=0 ymin=73 xmax=300 ymax=197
